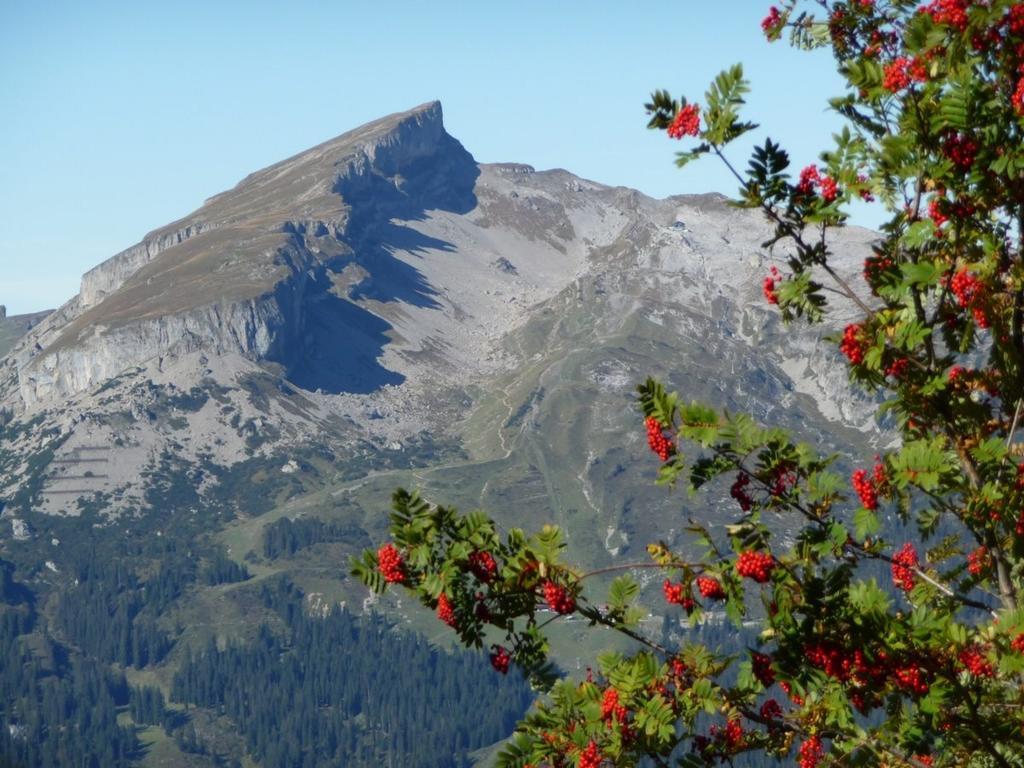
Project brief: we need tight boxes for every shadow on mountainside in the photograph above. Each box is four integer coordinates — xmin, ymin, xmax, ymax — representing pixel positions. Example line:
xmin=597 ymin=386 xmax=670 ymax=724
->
xmin=284 ymin=132 xmax=479 ymax=395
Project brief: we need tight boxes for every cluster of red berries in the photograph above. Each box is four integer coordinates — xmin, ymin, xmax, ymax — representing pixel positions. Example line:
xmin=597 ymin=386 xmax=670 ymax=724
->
xmin=921 ymin=0 xmax=969 ymax=31
xmin=951 ymin=268 xmax=990 ymax=328
xmin=928 ymin=196 xmax=949 ymax=228
xmin=942 ymin=131 xmax=979 ymax=170
xmin=892 ymin=663 xmax=931 ymax=695
xmin=578 ymin=741 xmax=603 ymax=768
xmin=769 ymin=466 xmax=796 ymax=497
xmin=840 ymin=323 xmax=866 ymax=365
xmin=959 ymin=646 xmax=995 ymax=677
xmin=644 ymin=416 xmax=675 ymax=462
xmin=722 ymin=720 xmax=744 ymax=749
xmin=798 ymin=735 xmax=824 ymax=768
xmin=883 ymin=56 xmax=928 ymax=92
xmin=892 ymin=542 xmax=919 ymax=592
xmin=735 ymin=551 xmax=775 ymax=583
xmin=662 ymin=579 xmax=695 ymax=611
xmin=795 ymin=164 xmax=840 ymax=202
xmin=667 ymin=103 xmax=701 ymax=139
xmin=967 ymin=546 xmax=989 ymax=577
xmin=600 ymin=688 xmax=628 ymax=722
xmin=377 ymin=543 xmax=407 ymax=584
xmin=1014 ymin=78 xmax=1024 ymax=115
xmin=1011 ymin=633 xmax=1024 ymax=653
xmin=542 ymin=580 xmax=576 ymax=614
xmin=731 ymin=472 xmax=754 ymax=511
xmin=762 ymin=265 xmax=781 ymax=305
xmin=489 ymin=645 xmax=510 ymax=674
xmin=467 ymin=550 xmax=497 ymax=582
xmin=761 ymin=5 xmax=782 ymax=35
xmin=863 ymin=253 xmax=894 ymax=293
xmin=696 ymin=576 xmax=726 ymax=600
xmin=759 ymin=697 xmax=782 ymax=721
xmin=751 ymin=651 xmax=775 ymax=686
xmin=851 ymin=468 xmax=879 ymax=510
xmin=885 ymin=357 xmax=910 ymax=379
xmin=436 ymin=593 xmax=458 ymax=628
xmin=951 ymin=268 xmax=982 ymax=308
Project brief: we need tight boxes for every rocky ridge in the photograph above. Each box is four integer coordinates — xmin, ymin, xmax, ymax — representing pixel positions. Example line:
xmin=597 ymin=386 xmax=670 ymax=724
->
xmin=0 ymin=102 xmax=881 ymax=525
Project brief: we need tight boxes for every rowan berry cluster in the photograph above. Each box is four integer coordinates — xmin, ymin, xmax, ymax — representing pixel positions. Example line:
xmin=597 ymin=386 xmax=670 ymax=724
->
xmin=600 ymin=688 xmax=628 ymax=722
xmin=542 ymin=580 xmax=576 ymax=614
xmin=578 ymin=740 xmax=603 ymax=768
xmin=751 ymin=651 xmax=775 ymax=687
xmin=769 ymin=466 xmax=796 ymax=497
xmin=942 ymin=131 xmax=979 ymax=170
xmin=1012 ymin=633 xmax=1024 ymax=654
xmin=759 ymin=698 xmax=782 ymax=721
xmin=891 ymin=663 xmax=931 ymax=695
xmin=467 ymin=550 xmax=497 ymax=582
xmin=376 ymin=543 xmax=406 ymax=584
xmin=885 ymin=357 xmax=910 ymax=379
xmin=892 ymin=542 xmax=919 ymax=592
xmin=959 ymin=646 xmax=995 ymax=677
xmin=921 ymin=0 xmax=969 ymax=31
xmin=696 ymin=576 xmax=726 ymax=600
xmin=662 ymin=579 xmax=694 ymax=612
xmin=762 ymin=265 xmax=781 ymax=304
xmin=795 ymin=164 xmax=840 ymax=202
xmin=761 ymin=5 xmax=782 ymax=35
xmin=851 ymin=468 xmax=878 ymax=510
xmin=489 ymin=645 xmax=510 ymax=674
xmin=882 ymin=56 xmax=928 ymax=92
xmin=730 ymin=472 xmax=754 ymax=511
xmin=436 ymin=593 xmax=457 ymax=628
xmin=862 ymin=253 xmax=894 ymax=293
xmin=735 ymin=551 xmax=775 ymax=583
xmin=967 ymin=546 xmax=989 ymax=577
xmin=644 ymin=416 xmax=675 ymax=461
xmin=667 ymin=103 xmax=700 ymax=139
xmin=798 ymin=735 xmax=824 ymax=768
xmin=839 ymin=323 xmax=866 ymax=365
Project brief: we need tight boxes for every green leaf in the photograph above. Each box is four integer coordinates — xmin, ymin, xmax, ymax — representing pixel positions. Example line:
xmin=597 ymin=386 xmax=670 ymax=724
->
xmin=853 ymin=507 xmax=881 ymax=540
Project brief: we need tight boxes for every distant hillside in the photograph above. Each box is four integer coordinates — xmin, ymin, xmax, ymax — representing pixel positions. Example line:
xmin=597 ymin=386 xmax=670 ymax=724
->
xmin=0 ymin=308 xmax=51 ymax=359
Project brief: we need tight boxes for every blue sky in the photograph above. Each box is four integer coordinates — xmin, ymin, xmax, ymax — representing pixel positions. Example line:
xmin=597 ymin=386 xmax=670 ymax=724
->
xmin=0 ymin=0 xmax=867 ymax=315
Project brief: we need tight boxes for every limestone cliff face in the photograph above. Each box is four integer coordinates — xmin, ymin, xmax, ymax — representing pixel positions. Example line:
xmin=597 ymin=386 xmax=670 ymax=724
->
xmin=8 ymin=101 xmax=480 ymax=409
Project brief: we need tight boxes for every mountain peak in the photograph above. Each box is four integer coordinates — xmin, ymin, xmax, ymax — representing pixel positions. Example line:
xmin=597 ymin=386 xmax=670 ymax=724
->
xmin=75 ymin=101 xmax=461 ymax=310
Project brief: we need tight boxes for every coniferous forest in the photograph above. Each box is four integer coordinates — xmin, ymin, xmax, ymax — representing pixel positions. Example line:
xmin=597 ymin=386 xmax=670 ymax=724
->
xmin=0 ymin=505 xmax=536 ymax=768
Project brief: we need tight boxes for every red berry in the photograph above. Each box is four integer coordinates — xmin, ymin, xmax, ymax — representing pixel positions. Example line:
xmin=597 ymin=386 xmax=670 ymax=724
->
xmin=798 ymin=735 xmax=824 ymax=768
xmin=731 ymin=472 xmax=754 ymax=511
xmin=840 ymin=324 xmax=866 ymax=365
xmin=762 ymin=265 xmax=781 ymax=304
xmin=736 ymin=551 xmax=775 ymax=583
xmin=490 ymin=645 xmax=511 ymax=674
xmin=696 ymin=576 xmax=726 ymax=600
xmin=376 ymin=543 xmax=407 ymax=584
xmin=578 ymin=740 xmax=603 ymax=768
xmin=644 ymin=417 xmax=675 ymax=461
xmin=468 ymin=550 xmax=498 ymax=582
xmin=761 ymin=6 xmax=782 ymax=35
xmin=667 ymin=103 xmax=701 ymax=139
xmin=759 ymin=698 xmax=782 ymax=721
xmin=436 ymin=592 xmax=458 ymax=628
xmin=967 ymin=546 xmax=989 ymax=577
xmin=959 ymin=646 xmax=994 ymax=677
xmin=542 ymin=580 xmax=576 ymax=614
xmin=852 ymin=468 xmax=878 ymax=510
xmin=752 ymin=651 xmax=775 ymax=686
xmin=1011 ymin=633 xmax=1024 ymax=654
xmin=891 ymin=542 xmax=918 ymax=592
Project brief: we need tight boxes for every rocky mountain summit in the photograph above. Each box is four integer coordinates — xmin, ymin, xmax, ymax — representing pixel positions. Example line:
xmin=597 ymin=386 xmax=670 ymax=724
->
xmin=0 ymin=102 xmax=881 ymax=541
